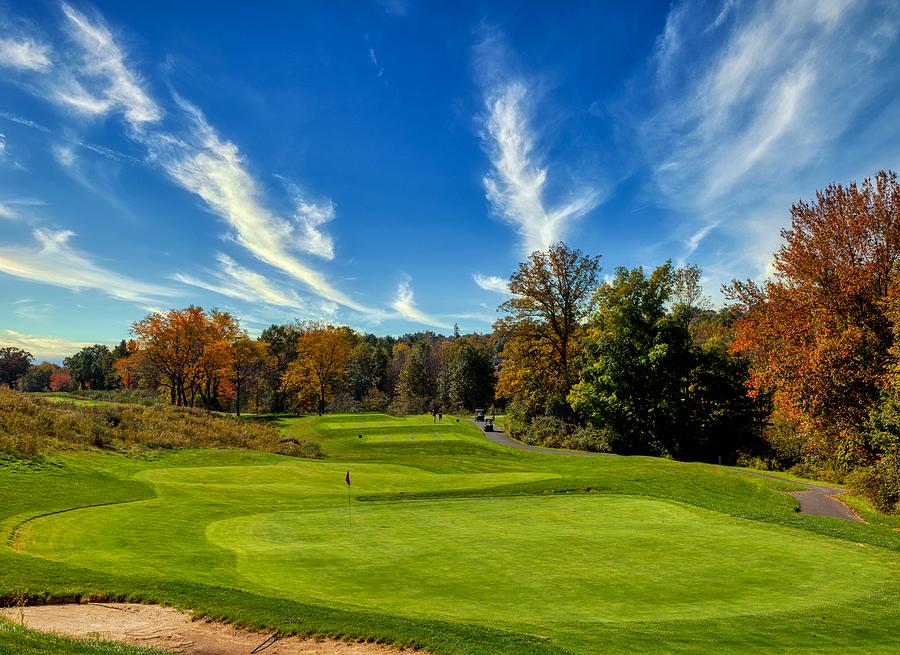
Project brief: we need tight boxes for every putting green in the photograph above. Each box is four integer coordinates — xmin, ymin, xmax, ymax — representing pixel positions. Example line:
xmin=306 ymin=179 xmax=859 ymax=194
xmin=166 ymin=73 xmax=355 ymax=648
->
xmin=206 ymin=495 xmax=891 ymax=625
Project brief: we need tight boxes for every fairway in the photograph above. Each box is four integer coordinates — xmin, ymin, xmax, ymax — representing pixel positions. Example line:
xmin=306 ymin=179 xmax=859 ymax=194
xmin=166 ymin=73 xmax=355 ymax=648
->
xmin=4 ymin=414 xmax=900 ymax=654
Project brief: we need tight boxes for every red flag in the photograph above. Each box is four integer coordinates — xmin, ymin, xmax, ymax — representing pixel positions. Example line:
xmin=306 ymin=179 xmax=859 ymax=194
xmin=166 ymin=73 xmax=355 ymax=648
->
xmin=345 ymin=470 xmax=350 ymax=486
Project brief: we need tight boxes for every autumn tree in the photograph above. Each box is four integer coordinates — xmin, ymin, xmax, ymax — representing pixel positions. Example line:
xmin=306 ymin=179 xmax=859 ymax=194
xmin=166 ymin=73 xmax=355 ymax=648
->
xmin=113 ymin=340 xmax=143 ymax=389
xmin=0 ymin=347 xmax=33 ymax=388
xmin=16 ymin=361 xmax=61 ymax=392
xmin=191 ymin=310 xmax=240 ymax=409
xmin=282 ymin=324 xmax=354 ymax=415
xmin=132 ymin=307 xmax=239 ymax=407
xmin=259 ymin=323 xmax=304 ymax=412
xmin=49 ymin=370 xmax=72 ymax=392
xmin=495 ymin=242 xmax=601 ymax=417
xmin=494 ymin=324 xmax=558 ymax=416
xmin=228 ymin=335 xmax=269 ymax=416
xmin=726 ymin=171 xmax=900 ymax=468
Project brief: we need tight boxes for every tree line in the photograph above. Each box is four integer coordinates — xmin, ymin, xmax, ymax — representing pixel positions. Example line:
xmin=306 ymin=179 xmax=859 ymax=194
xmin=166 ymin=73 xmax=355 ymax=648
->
xmin=1 ymin=170 xmax=897 ymax=511
xmin=1 ymin=313 xmax=497 ymax=418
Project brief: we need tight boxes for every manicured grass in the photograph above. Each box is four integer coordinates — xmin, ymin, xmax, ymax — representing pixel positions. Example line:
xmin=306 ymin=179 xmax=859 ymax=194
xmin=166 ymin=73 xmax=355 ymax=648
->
xmin=2 ymin=413 xmax=900 ymax=654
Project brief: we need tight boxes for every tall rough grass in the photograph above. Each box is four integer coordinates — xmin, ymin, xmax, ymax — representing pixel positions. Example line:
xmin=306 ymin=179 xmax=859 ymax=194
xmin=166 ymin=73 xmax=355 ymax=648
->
xmin=0 ymin=388 xmax=322 ymax=459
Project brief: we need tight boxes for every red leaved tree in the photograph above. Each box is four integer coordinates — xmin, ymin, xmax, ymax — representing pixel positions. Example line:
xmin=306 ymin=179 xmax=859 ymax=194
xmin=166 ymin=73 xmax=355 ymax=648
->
xmin=726 ymin=171 xmax=900 ymax=467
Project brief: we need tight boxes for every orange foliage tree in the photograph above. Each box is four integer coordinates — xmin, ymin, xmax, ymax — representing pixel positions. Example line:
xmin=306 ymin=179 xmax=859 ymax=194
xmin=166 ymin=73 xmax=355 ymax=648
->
xmin=229 ymin=335 xmax=269 ymax=416
xmin=495 ymin=242 xmax=601 ymax=416
xmin=131 ymin=306 xmax=241 ymax=408
xmin=282 ymin=324 xmax=355 ymax=415
xmin=726 ymin=171 xmax=900 ymax=466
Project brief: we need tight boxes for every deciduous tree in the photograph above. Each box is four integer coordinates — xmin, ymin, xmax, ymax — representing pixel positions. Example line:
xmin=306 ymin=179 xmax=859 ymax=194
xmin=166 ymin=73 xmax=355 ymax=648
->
xmin=282 ymin=324 xmax=354 ymax=415
xmin=131 ymin=307 xmax=239 ymax=407
xmin=229 ymin=335 xmax=269 ymax=416
xmin=572 ymin=264 xmax=766 ymax=460
xmin=393 ymin=343 xmax=434 ymax=414
xmin=0 ymin=347 xmax=33 ymax=388
xmin=16 ymin=361 xmax=61 ymax=392
xmin=64 ymin=345 xmax=117 ymax=391
xmin=49 ymin=370 xmax=72 ymax=392
xmin=439 ymin=336 xmax=496 ymax=411
xmin=726 ymin=171 xmax=900 ymax=467
xmin=495 ymin=242 xmax=601 ymax=416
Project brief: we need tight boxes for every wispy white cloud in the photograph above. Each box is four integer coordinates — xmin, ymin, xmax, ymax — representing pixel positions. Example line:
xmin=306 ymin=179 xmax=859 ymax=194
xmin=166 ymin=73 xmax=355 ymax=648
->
xmin=479 ymin=74 xmax=600 ymax=253
xmin=708 ymin=0 xmax=737 ymax=31
xmin=53 ymin=6 xmax=365 ymax=312
xmin=0 ymin=36 xmax=52 ymax=71
xmin=0 ymin=329 xmax=97 ymax=359
xmin=0 ymin=197 xmax=44 ymax=220
xmin=57 ymin=3 xmax=161 ymax=126
xmin=391 ymin=279 xmax=449 ymax=329
xmin=50 ymin=141 xmax=135 ymax=220
xmin=10 ymin=299 xmax=55 ymax=320
xmin=0 ymin=228 xmax=177 ymax=304
xmin=0 ymin=203 xmax=17 ymax=220
xmin=279 ymin=177 xmax=336 ymax=260
xmin=1 ymin=3 xmax=383 ymax=320
xmin=172 ymin=253 xmax=312 ymax=313
xmin=368 ymin=47 xmax=384 ymax=78
xmin=638 ymin=0 xmax=900 ymax=280
xmin=144 ymin=95 xmax=370 ymax=313
xmin=0 ymin=111 xmax=49 ymax=132
xmin=473 ymin=273 xmax=509 ymax=294
xmin=52 ymin=143 xmax=76 ymax=167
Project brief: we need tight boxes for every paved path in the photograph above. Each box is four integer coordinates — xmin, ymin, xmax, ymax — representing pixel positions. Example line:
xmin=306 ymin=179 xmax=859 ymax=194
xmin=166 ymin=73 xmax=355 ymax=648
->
xmin=472 ymin=420 xmax=861 ymax=521
xmin=741 ymin=470 xmax=862 ymax=521
xmin=470 ymin=419 xmax=609 ymax=457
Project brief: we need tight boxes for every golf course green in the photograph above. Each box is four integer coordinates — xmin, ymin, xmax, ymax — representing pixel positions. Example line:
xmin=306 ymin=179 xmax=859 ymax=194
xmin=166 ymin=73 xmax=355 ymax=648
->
xmin=3 ymin=414 xmax=900 ymax=654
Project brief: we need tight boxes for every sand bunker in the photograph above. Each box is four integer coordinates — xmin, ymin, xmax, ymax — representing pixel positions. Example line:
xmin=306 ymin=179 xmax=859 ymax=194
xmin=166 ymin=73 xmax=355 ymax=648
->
xmin=0 ymin=603 xmax=425 ymax=655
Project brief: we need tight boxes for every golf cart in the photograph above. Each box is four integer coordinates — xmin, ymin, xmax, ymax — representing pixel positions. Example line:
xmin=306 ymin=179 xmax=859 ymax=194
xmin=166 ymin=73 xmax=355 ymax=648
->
xmin=475 ymin=408 xmax=485 ymax=422
xmin=484 ymin=417 xmax=495 ymax=432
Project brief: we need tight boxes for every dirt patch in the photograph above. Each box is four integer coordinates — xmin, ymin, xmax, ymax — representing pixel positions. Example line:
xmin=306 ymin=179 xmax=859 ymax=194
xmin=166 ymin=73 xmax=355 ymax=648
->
xmin=0 ymin=603 xmax=425 ymax=655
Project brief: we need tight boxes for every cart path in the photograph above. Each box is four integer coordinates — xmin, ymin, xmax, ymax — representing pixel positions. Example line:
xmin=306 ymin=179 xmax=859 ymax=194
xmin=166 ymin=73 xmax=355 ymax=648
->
xmin=472 ymin=419 xmax=861 ymax=521
xmin=470 ymin=419 xmax=610 ymax=457
xmin=740 ymin=470 xmax=862 ymax=522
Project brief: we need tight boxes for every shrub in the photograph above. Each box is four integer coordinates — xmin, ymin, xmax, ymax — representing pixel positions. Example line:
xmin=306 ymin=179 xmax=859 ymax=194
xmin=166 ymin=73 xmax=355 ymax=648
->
xmin=562 ymin=425 xmax=618 ymax=453
xmin=387 ymin=394 xmax=432 ymax=416
xmin=848 ymin=451 xmax=900 ymax=514
xmin=761 ymin=413 xmax=805 ymax=469
xmin=503 ymin=400 xmax=530 ymax=439
xmin=276 ymin=438 xmax=325 ymax=459
xmin=361 ymin=388 xmax=391 ymax=412
xmin=523 ymin=415 xmax=566 ymax=447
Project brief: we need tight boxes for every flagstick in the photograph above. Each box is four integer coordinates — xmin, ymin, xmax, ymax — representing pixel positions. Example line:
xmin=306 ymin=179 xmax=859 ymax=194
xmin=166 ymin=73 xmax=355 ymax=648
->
xmin=347 ymin=481 xmax=352 ymax=525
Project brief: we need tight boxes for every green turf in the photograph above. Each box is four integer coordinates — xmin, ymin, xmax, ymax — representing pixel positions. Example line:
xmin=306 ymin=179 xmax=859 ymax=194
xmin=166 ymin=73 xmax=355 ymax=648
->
xmin=2 ymin=413 xmax=900 ymax=654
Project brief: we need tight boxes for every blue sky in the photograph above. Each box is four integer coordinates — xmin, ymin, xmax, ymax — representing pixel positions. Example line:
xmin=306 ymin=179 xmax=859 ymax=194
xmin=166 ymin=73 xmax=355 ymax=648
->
xmin=1 ymin=0 xmax=899 ymax=359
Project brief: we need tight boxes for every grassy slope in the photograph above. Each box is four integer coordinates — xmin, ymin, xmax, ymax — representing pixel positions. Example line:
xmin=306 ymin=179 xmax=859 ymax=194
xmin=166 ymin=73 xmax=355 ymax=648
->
xmin=2 ymin=414 xmax=900 ymax=654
